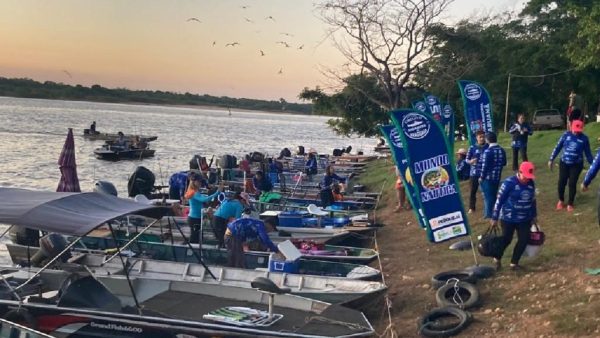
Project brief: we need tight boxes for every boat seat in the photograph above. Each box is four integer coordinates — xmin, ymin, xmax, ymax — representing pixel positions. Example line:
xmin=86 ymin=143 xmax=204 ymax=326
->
xmin=251 ymin=277 xmax=290 ymax=294
xmin=307 ymin=204 xmax=328 ymax=216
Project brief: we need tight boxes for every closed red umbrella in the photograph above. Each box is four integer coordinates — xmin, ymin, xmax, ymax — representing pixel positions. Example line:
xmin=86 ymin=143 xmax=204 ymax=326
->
xmin=57 ymin=128 xmax=81 ymax=192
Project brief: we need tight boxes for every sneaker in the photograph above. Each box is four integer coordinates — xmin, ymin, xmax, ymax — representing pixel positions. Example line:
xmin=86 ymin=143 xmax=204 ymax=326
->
xmin=510 ymin=264 xmax=522 ymax=271
xmin=567 ymin=205 xmax=574 ymax=212
xmin=556 ymin=201 xmax=564 ymax=210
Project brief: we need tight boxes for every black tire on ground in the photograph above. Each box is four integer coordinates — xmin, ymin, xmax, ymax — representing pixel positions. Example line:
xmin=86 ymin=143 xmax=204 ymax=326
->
xmin=435 ymin=281 xmax=480 ymax=310
xmin=431 ymin=270 xmax=477 ymax=289
xmin=418 ymin=307 xmax=472 ymax=337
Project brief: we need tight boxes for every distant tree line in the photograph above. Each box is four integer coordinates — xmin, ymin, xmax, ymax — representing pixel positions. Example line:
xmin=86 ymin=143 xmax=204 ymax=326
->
xmin=0 ymin=77 xmax=313 ymax=114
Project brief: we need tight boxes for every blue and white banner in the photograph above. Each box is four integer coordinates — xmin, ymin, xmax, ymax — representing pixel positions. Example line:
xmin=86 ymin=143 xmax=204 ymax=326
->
xmin=457 ymin=80 xmax=494 ymax=146
xmin=389 ymin=109 xmax=471 ymax=243
xmin=423 ymin=94 xmax=443 ymax=123
xmin=379 ymin=125 xmax=426 ymax=228
xmin=442 ymin=103 xmax=455 ymax=147
xmin=412 ymin=100 xmax=430 ymax=115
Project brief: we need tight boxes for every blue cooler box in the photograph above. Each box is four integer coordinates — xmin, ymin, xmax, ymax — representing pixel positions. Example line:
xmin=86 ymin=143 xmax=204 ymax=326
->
xmin=268 ymin=253 xmax=300 ymax=273
xmin=278 ymin=211 xmax=309 ymax=227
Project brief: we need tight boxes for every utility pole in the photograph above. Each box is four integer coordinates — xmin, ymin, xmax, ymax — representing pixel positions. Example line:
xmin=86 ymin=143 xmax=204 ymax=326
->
xmin=504 ymin=73 xmax=511 ymax=132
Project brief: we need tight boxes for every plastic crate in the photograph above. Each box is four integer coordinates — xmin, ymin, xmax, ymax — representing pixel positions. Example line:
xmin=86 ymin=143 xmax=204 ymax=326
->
xmin=268 ymin=253 xmax=300 ymax=273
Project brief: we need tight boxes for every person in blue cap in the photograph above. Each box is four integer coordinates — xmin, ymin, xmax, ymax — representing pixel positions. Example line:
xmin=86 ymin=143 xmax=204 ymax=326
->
xmin=479 ymin=132 xmax=507 ymax=219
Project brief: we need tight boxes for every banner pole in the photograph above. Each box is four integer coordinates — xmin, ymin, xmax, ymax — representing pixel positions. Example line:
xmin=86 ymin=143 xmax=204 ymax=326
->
xmin=468 ymin=234 xmax=479 ymax=266
xmin=504 ymin=73 xmax=511 ymax=132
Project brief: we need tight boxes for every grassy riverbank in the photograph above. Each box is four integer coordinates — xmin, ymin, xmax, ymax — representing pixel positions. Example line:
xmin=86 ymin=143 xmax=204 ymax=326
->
xmin=360 ymin=123 xmax=600 ymax=337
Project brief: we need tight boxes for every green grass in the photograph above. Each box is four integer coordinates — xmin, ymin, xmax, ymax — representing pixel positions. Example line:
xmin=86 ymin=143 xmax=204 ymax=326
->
xmin=359 ymin=123 xmax=600 ymax=336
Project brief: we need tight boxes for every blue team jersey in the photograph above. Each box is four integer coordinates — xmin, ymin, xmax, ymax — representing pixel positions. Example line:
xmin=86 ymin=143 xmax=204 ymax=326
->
xmin=550 ymin=132 xmax=593 ymax=165
xmin=214 ymin=199 xmax=244 ymax=220
xmin=492 ymin=176 xmax=537 ymax=222
xmin=466 ymin=144 xmax=488 ymax=177
xmin=583 ymin=148 xmax=600 ymax=187
xmin=227 ymin=218 xmax=278 ymax=252
xmin=480 ymin=144 xmax=507 ymax=182
xmin=508 ymin=122 xmax=533 ymax=149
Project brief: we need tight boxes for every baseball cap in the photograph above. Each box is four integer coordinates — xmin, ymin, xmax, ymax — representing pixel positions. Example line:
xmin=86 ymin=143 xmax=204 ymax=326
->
xmin=519 ymin=161 xmax=535 ymax=180
xmin=572 ymin=120 xmax=584 ymax=132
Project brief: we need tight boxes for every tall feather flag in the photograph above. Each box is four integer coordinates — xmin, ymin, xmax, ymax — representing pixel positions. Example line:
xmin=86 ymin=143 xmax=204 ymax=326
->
xmin=457 ymin=80 xmax=494 ymax=146
xmin=379 ymin=125 xmax=426 ymax=228
xmin=389 ymin=109 xmax=471 ymax=243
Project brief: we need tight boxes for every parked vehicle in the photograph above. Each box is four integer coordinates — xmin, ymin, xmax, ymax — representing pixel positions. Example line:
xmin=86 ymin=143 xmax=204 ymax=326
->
xmin=532 ymin=108 xmax=563 ymax=130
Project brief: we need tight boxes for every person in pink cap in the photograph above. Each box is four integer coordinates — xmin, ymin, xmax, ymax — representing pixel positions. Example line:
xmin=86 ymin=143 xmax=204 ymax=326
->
xmin=548 ymin=119 xmax=593 ymax=212
xmin=490 ymin=161 xmax=538 ymax=270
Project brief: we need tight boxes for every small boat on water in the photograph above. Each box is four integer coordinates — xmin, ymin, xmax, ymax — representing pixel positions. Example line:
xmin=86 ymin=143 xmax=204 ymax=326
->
xmin=0 ymin=187 xmax=375 ymax=338
xmin=83 ymin=129 xmax=157 ymax=142
xmin=94 ymin=144 xmax=156 ymax=161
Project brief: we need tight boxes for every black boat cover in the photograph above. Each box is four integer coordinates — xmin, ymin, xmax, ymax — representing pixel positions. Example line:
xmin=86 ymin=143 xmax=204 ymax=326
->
xmin=0 ymin=188 xmax=171 ymax=236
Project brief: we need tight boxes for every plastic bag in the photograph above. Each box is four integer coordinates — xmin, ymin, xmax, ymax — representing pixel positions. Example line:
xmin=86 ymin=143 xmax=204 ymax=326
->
xmin=523 ymin=223 xmax=544 ymax=258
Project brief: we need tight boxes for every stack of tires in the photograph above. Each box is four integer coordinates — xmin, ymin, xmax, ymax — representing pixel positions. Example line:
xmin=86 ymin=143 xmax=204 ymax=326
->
xmin=418 ymin=268 xmax=493 ymax=337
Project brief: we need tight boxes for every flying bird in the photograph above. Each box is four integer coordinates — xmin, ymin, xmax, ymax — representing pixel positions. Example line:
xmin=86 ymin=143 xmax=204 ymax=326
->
xmin=186 ymin=18 xmax=201 ymax=23
xmin=278 ymin=68 xmax=283 ymax=75
xmin=280 ymin=32 xmax=294 ymax=37
xmin=62 ymin=70 xmax=72 ymax=78
xmin=265 ymin=16 xmax=275 ymax=21
xmin=298 ymin=44 xmax=304 ymax=50
xmin=260 ymin=50 xmax=265 ymax=56
xmin=212 ymin=41 xmax=216 ymax=47
xmin=225 ymin=42 xmax=240 ymax=47
xmin=241 ymin=5 xmax=250 ymax=9
xmin=244 ymin=17 xmax=254 ymax=23
xmin=276 ymin=41 xmax=290 ymax=48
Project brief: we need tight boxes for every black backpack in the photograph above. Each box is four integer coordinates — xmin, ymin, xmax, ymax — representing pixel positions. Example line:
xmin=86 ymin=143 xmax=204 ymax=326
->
xmin=477 ymin=226 xmax=504 ymax=258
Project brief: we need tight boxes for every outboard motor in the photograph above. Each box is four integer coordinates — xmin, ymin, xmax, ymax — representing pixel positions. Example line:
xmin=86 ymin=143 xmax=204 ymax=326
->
xmin=94 ymin=180 xmax=118 ymax=196
xmin=31 ymin=234 xmax=72 ymax=267
xmin=9 ymin=226 xmax=40 ymax=247
xmin=127 ymin=166 xmax=156 ymax=198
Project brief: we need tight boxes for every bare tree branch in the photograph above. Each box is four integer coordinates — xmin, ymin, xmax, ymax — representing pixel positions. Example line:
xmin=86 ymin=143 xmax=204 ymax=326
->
xmin=316 ymin=0 xmax=454 ymax=109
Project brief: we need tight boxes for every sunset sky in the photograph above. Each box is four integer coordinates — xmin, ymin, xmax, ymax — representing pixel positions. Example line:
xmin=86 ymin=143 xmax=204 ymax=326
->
xmin=0 ymin=0 xmax=526 ymax=102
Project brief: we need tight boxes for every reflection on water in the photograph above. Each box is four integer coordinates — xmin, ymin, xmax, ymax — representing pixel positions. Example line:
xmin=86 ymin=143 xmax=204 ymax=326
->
xmin=0 ymin=96 xmax=375 ymax=195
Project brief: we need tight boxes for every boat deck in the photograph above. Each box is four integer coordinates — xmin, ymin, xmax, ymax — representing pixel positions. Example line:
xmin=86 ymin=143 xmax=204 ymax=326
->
xmin=141 ymin=291 xmax=371 ymax=337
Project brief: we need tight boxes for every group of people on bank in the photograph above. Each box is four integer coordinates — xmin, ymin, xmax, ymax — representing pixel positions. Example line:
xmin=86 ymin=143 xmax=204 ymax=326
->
xmin=451 ymin=112 xmax=600 ymax=270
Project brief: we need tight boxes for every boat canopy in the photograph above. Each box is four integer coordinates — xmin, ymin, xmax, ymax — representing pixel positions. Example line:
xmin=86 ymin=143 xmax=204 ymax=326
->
xmin=0 ymin=188 xmax=171 ymax=236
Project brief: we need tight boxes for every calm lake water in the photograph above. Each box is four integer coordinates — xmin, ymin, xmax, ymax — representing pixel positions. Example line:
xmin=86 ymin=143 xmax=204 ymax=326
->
xmin=0 ymin=96 xmax=375 ymax=194
xmin=0 ymin=96 xmax=375 ymax=264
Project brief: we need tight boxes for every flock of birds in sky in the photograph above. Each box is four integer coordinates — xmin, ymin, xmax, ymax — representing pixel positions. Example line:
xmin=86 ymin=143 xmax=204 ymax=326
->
xmin=186 ymin=5 xmax=307 ymax=76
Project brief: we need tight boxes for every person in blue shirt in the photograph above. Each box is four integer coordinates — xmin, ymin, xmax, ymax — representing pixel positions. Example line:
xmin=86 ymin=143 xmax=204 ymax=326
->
xmin=479 ymin=132 xmax=507 ymax=219
xmin=224 ymin=210 xmax=278 ymax=268
xmin=212 ymin=191 xmax=249 ymax=247
xmin=187 ymin=176 xmax=223 ymax=244
xmin=466 ymin=131 xmax=488 ymax=213
xmin=320 ymin=165 xmax=353 ymax=207
xmin=455 ymin=148 xmax=470 ymax=181
xmin=581 ymin=147 xmax=600 ymax=226
xmin=305 ymin=152 xmax=318 ymax=180
xmin=548 ymin=120 xmax=593 ymax=211
xmin=490 ymin=161 xmax=537 ymax=271
xmin=509 ymin=113 xmax=533 ymax=171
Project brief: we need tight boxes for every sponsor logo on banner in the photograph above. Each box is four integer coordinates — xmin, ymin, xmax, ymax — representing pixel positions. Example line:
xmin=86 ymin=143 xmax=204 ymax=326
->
xmin=402 ymin=113 xmax=430 ymax=140
xmin=414 ymin=155 xmax=458 ymax=202
xmin=442 ymin=105 xmax=452 ymax=119
xmin=426 ymin=95 xmax=437 ymax=105
xmin=414 ymin=101 xmax=428 ymax=113
xmin=433 ymin=223 xmax=468 ymax=242
xmin=470 ymin=120 xmax=483 ymax=133
xmin=390 ymin=128 xmax=403 ymax=148
xmin=464 ymin=83 xmax=482 ymax=101
xmin=429 ymin=211 xmax=463 ymax=230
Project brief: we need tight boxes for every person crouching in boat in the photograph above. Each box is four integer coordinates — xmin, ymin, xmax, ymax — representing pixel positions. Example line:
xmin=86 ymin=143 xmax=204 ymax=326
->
xmin=320 ymin=165 xmax=353 ymax=207
xmin=186 ymin=174 xmax=223 ymax=243
xmin=212 ymin=191 xmax=249 ymax=248
xmin=224 ymin=209 xmax=279 ymax=268
xmin=253 ymin=171 xmax=281 ymax=203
